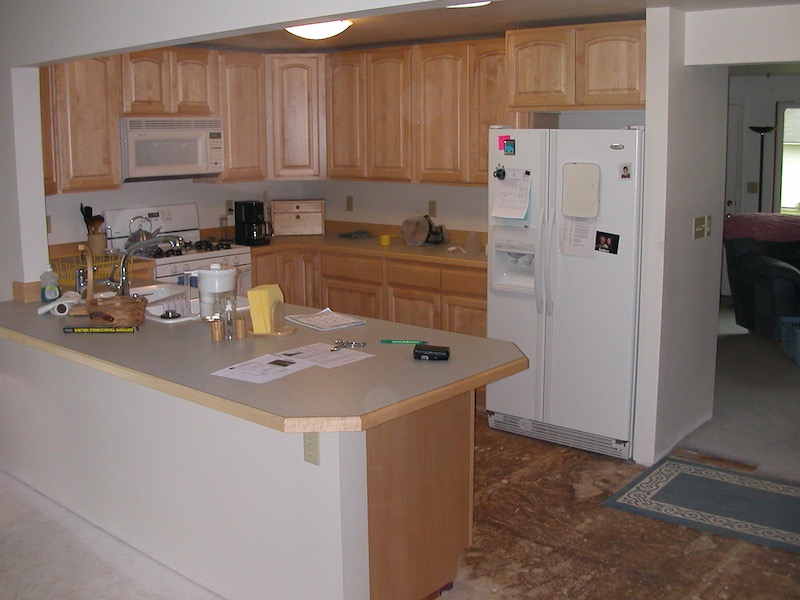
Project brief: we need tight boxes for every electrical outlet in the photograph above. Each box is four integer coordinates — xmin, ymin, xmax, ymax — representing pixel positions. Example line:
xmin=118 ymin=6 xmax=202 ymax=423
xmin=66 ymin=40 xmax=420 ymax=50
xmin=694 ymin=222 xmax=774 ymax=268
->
xmin=693 ymin=216 xmax=706 ymax=239
xmin=46 ymin=214 xmax=51 ymax=234
xmin=428 ymin=200 xmax=437 ymax=218
xmin=225 ymin=199 xmax=234 ymax=212
xmin=303 ymin=432 xmax=320 ymax=466
xmin=346 ymin=196 xmax=354 ymax=212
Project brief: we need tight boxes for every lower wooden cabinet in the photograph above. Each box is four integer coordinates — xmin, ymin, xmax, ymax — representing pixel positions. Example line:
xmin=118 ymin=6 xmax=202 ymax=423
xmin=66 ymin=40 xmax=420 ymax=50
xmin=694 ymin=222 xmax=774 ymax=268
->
xmin=252 ymin=247 xmax=487 ymax=336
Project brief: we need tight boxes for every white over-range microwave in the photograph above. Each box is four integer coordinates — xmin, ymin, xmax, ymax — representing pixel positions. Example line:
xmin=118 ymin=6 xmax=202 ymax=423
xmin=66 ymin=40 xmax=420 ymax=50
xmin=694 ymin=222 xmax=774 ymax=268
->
xmin=120 ymin=116 xmax=224 ymax=181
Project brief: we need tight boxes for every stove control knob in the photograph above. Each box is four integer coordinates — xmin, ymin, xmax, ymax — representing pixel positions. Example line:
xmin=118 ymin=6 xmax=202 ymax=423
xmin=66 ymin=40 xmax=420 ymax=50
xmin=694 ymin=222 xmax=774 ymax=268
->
xmin=232 ymin=255 xmax=241 ymax=265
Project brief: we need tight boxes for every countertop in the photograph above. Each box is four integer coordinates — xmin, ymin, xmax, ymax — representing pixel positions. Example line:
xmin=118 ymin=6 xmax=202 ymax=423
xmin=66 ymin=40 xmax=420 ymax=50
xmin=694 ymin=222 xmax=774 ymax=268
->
xmin=253 ymin=232 xmax=487 ymax=268
xmin=0 ymin=298 xmax=525 ymax=433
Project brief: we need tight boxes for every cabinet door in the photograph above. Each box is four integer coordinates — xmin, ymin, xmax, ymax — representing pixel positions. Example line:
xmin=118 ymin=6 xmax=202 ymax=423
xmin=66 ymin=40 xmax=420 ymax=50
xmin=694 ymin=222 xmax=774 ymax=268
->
xmin=327 ymin=52 xmax=367 ymax=179
xmin=218 ymin=52 xmax=267 ymax=182
xmin=506 ymin=26 xmax=575 ymax=109
xmin=297 ymin=250 xmax=322 ymax=308
xmin=267 ymin=55 xmax=323 ymax=179
xmin=121 ymin=49 xmax=175 ymax=114
xmin=575 ymin=21 xmax=645 ymax=107
xmin=320 ymin=253 xmax=383 ymax=319
xmin=413 ymin=43 xmax=469 ymax=183
xmin=173 ymin=47 xmax=218 ymax=115
xmin=252 ymin=249 xmax=277 ymax=287
xmin=366 ymin=47 xmax=413 ymax=181
xmin=386 ymin=259 xmax=442 ymax=327
xmin=468 ymin=39 xmax=519 ymax=184
xmin=40 ymin=67 xmax=58 ymax=196
xmin=54 ymin=56 xmax=122 ymax=192
xmin=387 ymin=287 xmax=441 ymax=329
xmin=441 ymin=267 xmax=487 ymax=336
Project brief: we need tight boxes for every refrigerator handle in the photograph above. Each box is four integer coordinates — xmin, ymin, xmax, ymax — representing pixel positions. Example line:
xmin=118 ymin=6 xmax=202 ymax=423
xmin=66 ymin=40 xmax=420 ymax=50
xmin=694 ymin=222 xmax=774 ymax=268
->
xmin=543 ymin=193 xmax=556 ymax=317
xmin=534 ymin=197 xmax=546 ymax=314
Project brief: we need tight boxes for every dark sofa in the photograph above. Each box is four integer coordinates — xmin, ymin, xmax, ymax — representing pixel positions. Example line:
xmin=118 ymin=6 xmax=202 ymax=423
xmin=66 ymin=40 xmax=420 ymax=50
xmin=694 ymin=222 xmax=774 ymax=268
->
xmin=723 ymin=213 xmax=800 ymax=341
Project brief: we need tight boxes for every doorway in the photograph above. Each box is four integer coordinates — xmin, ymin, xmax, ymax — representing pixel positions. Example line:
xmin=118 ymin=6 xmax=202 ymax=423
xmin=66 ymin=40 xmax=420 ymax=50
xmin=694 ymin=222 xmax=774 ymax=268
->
xmin=773 ymin=102 xmax=800 ymax=215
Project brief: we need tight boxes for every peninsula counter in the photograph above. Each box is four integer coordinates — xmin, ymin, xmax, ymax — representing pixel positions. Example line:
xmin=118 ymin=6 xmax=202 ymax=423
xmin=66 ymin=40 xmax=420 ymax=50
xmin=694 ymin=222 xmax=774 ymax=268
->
xmin=0 ymin=300 xmax=526 ymax=600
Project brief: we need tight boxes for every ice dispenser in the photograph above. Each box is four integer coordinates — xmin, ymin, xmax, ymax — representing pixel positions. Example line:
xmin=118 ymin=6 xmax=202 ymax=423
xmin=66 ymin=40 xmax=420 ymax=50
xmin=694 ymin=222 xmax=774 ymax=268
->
xmin=489 ymin=226 xmax=537 ymax=294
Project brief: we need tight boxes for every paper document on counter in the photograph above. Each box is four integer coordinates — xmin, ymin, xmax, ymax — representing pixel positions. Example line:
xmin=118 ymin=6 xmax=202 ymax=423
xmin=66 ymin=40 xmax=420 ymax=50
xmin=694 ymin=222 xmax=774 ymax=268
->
xmin=285 ymin=308 xmax=366 ymax=331
xmin=212 ymin=342 xmax=372 ymax=383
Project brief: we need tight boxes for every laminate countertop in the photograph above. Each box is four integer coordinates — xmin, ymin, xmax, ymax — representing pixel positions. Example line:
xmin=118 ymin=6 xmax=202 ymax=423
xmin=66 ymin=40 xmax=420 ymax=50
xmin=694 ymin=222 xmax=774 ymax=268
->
xmin=0 ymin=298 xmax=525 ymax=433
xmin=252 ymin=232 xmax=487 ymax=268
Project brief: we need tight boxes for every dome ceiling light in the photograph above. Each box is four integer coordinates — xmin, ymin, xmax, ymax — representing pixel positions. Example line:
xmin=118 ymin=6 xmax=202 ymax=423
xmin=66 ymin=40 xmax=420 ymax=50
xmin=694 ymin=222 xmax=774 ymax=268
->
xmin=446 ymin=2 xmax=492 ymax=8
xmin=285 ymin=19 xmax=353 ymax=40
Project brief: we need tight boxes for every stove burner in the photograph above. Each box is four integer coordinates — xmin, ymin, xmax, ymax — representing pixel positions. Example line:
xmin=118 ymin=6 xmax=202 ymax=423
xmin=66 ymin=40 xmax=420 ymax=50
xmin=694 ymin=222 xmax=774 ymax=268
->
xmin=193 ymin=239 xmax=232 ymax=252
xmin=146 ymin=246 xmax=183 ymax=258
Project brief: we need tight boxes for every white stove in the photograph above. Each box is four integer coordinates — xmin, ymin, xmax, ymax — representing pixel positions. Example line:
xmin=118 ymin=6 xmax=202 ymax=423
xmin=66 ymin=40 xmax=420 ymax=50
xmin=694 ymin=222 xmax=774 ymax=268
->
xmin=103 ymin=203 xmax=252 ymax=290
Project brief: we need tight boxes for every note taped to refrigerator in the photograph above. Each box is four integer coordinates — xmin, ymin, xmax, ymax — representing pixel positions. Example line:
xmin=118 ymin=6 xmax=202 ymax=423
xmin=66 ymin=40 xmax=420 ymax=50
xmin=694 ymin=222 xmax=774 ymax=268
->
xmin=560 ymin=216 xmax=596 ymax=257
xmin=490 ymin=168 xmax=531 ymax=220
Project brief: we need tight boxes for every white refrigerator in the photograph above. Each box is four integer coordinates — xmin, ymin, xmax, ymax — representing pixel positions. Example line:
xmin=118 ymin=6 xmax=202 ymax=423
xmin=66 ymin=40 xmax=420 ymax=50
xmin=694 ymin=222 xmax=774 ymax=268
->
xmin=486 ymin=127 xmax=644 ymax=460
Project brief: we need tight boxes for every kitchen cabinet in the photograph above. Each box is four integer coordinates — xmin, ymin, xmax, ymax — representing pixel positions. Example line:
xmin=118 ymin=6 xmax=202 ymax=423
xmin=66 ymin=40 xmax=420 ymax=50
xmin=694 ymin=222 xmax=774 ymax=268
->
xmin=266 ymin=54 xmax=325 ymax=179
xmin=121 ymin=48 xmax=219 ymax=115
xmin=326 ymin=52 xmax=367 ymax=179
xmin=413 ymin=43 xmax=469 ymax=183
xmin=217 ymin=51 xmax=268 ymax=182
xmin=320 ymin=253 xmax=384 ymax=319
xmin=386 ymin=260 xmax=441 ymax=329
xmin=506 ymin=20 xmax=645 ymax=110
xmin=39 ymin=67 xmax=58 ymax=196
xmin=467 ymin=38 xmax=526 ymax=184
xmin=441 ymin=266 xmax=487 ymax=336
xmin=366 ymin=46 xmax=413 ymax=181
xmin=575 ymin=21 xmax=646 ymax=107
xmin=252 ymin=244 xmax=486 ymax=335
xmin=45 ymin=56 xmax=122 ymax=194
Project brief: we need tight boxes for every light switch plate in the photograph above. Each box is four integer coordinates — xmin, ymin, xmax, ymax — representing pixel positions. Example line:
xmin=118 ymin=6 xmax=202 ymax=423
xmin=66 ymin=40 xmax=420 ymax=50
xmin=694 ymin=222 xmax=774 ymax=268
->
xmin=693 ymin=216 xmax=706 ymax=239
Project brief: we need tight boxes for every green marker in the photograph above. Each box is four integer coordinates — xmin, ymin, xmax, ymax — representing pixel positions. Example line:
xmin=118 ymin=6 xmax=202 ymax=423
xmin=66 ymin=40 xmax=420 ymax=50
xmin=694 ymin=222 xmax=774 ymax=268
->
xmin=380 ymin=339 xmax=427 ymax=344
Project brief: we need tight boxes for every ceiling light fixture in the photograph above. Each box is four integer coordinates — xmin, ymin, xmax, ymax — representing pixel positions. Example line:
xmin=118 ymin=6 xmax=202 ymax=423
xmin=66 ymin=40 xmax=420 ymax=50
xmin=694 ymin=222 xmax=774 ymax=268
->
xmin=285 ymin=19 xmax=353 ymax=40
xmin=446 ymin=1 xmax=492 ymax=8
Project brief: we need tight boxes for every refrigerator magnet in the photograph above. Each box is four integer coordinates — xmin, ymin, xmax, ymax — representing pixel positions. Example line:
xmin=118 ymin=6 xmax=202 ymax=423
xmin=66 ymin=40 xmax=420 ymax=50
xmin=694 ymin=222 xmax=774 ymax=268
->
xmin=619 ymin=163 xmax=633 ymax=179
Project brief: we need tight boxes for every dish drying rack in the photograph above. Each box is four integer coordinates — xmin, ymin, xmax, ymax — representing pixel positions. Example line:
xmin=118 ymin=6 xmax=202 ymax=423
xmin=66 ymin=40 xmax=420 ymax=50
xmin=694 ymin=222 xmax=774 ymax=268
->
xmin=50 ymin=251 xmax=129 ymax=289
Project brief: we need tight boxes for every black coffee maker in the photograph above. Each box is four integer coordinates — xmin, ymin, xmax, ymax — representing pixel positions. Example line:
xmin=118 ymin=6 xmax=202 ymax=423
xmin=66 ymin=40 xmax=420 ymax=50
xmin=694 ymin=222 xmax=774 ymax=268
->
xmin=234 ymin=200 xmax=271 ymax=246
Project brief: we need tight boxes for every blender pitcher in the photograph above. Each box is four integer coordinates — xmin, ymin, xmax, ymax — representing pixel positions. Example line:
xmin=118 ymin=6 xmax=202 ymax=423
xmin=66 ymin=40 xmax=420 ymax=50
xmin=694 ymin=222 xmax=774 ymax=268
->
xmin=184 ymin=263 xmax=239 ymax=321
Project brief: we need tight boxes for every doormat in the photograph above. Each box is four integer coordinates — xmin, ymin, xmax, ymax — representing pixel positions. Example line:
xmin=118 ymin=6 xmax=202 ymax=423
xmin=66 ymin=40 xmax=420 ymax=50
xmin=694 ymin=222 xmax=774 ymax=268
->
xmin=604 ymin=457 xmax=800 ymax=554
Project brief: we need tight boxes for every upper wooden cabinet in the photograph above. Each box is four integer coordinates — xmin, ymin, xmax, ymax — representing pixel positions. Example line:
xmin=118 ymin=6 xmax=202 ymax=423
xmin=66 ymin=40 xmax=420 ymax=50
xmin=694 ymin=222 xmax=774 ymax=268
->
xmin=217 ymin=51 xmax=268 ymax=182
xmin=413 ymin=43 xmax=469 ymax=184
xmin=575 ymin=21 xmax=646 ymax=107
xmin=327 ymin=46 xmax=412 ymax=181
xmin=39 ymin=67 xmax=58 ymax=196
xmin=507 ymin=21 xmax=645 ymax=110
xmin=326 ymin=52 xmax=367 ymax=179
xmin=467 ymin=38 xmax=523 ymax=184
xmin=366 ymin=46 xmax=413 ymax=181
xmin=328 ymin=38 xmax=520 ymax=185
xmin=44 ymin=56 xmax=122 ymax=194
xmin=266 ymin=54 xmax=325 ymax=179
xmin=121 ymin=47 xmax=218 ymax=115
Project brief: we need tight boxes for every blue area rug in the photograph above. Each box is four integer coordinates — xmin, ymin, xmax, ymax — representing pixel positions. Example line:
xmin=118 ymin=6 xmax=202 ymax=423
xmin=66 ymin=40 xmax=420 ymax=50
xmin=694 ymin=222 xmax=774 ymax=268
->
xmin=604 ymin=457 xmax=800 ymax=554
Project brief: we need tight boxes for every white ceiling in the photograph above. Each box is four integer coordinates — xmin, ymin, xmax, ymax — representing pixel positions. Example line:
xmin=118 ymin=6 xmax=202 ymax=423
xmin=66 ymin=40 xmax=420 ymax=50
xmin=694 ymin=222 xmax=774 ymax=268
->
xmin=186 ymin=0 xmax=800 ymax=60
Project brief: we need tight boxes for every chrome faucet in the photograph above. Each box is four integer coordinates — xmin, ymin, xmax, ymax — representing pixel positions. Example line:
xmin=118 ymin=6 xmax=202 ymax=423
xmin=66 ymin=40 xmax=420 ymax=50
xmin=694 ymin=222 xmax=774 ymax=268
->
xmin=116 ymin=235 xmax=184 ymax=296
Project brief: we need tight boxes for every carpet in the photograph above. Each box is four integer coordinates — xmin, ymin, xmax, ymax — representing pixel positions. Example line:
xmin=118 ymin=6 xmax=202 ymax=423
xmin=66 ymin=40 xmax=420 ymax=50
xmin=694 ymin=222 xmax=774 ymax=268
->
xmin=604 ymin=457 xmax=800 ymax=554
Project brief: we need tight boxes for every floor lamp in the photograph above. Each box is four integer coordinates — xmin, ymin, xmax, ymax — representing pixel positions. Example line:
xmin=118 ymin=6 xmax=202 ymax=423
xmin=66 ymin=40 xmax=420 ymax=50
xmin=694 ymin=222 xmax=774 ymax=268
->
xmin=749 ymin=125 xmax=776 ymax=212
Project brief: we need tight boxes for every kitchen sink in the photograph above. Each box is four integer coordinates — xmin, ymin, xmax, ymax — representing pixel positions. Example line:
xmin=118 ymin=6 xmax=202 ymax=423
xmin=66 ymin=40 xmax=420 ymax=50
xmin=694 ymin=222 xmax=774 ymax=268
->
xmin=145 ymin=294 xmax=250 ymax=324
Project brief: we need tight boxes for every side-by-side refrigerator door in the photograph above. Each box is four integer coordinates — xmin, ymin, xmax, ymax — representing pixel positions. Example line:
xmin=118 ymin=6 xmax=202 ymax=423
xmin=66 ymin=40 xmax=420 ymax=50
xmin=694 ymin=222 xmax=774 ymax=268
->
xmin=486 ymin=128 xmax=548 ymax=421
xmin=542 ymin=128 xmax=643 ymax=441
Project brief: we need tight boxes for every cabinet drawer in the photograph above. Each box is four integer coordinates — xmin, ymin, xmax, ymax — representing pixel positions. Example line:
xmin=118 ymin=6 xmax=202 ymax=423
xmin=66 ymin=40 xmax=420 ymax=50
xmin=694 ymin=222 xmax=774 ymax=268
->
xmin=441 ymin=268 xmax=487 ymax=296
xmin=386 ymin=260 xmax=440 ymax=290
xmin=321 ymin=253 xmax=383 ymax=283
xmin=273 ymin=212 xmax=324 ymax=236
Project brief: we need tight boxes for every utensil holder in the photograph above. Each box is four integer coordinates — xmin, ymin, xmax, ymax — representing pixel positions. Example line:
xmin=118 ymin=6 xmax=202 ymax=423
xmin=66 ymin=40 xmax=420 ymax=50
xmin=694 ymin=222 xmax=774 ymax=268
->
xmin=87 ymin=232 xmax=107 ymax=256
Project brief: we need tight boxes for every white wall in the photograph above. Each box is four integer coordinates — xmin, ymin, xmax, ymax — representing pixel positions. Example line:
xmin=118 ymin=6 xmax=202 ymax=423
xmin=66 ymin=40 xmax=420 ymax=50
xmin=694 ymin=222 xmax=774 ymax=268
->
xmin=635 ymin=7 xmax=728 ymax=465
